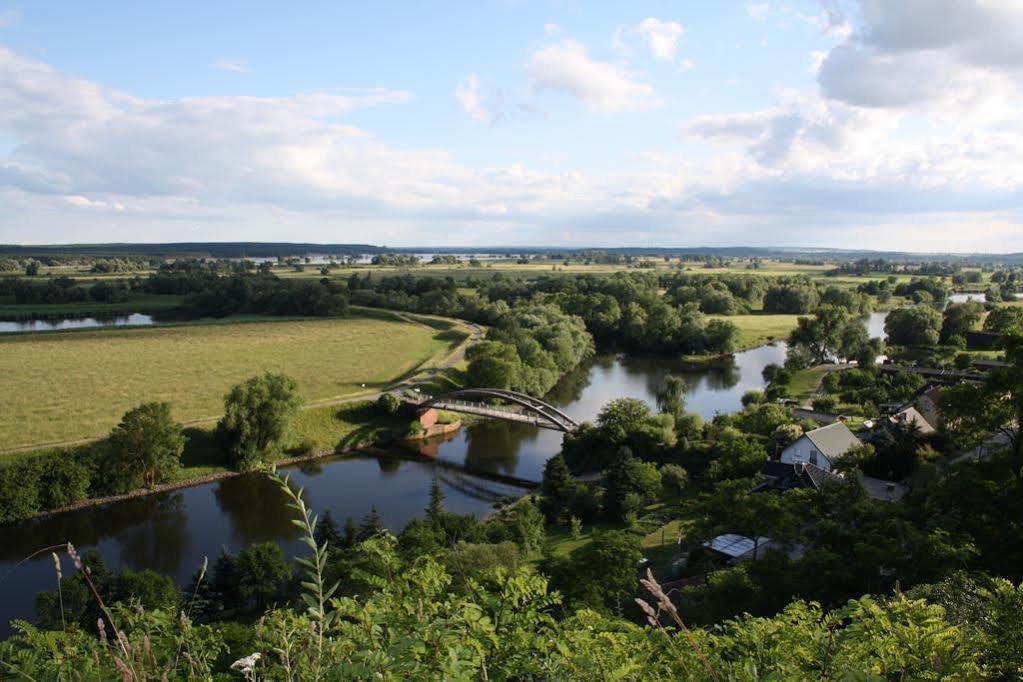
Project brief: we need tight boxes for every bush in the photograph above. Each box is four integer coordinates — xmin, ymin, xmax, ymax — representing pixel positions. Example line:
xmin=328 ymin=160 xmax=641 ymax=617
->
xmin=812 ymin=395 xmax=839 ymax=413
xmin=377 ymin=392 xmax=402 ymax=415
xmin=0 ymin=457 xmax=43 ymax=523
xmin=660 ymin=463 xmax=690 ymax=494
xmin=39 ymin=454 xmax=91 ymax=509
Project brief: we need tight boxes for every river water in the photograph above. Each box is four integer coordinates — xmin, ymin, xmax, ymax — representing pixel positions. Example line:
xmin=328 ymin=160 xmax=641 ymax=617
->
xmin=0 ymin=313 xmax=155 ymax=334
xmin=0 ymin=343 xmax=787 ymax=632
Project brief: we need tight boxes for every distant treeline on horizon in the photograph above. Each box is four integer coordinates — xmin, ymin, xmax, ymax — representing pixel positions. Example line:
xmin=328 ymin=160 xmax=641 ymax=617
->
xmin=1 ymin=242 xmax=1021 ymax=264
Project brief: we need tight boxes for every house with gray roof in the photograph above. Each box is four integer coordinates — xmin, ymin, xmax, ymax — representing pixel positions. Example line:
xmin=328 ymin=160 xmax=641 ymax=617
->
xmin=891 ymin=405 xmax=936 ymax=434
xmin=779 ymin=422 xmax=861 ymax=473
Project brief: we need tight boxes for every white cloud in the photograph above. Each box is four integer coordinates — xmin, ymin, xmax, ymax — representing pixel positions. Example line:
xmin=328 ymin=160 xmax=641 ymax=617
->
xmin=746 ymin=3 xmax=770 ymax=21
xmin=214 ymin=59 xmax=248 ymax=73
xmin=635 ymin=18 xmax=685 ymax=62
xmin=818 ymin=0 xmax=1023 ymax=108
xmin=543 ymin=23 xmax=560 ymax=36
xmin=456 ymin=73 xmax=489 ymax=122
xmin=527 ymin=39 xmax=657 ymax=113
xmin=679 ymin=58 xmax=696 ymax=72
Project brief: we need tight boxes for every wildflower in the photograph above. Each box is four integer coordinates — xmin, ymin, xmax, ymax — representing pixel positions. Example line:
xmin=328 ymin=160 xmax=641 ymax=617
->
xmin=231 ymin=653 xmax=262 ymax=675
xmin=51 ymin=552 xmax=62 ymax=580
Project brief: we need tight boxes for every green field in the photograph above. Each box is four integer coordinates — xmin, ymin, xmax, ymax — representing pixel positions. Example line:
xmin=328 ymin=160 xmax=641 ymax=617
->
xmin=0 ymin=313 xmax=465 ymax=451
xmin=711 ymin=313 xmax=802 ymax=349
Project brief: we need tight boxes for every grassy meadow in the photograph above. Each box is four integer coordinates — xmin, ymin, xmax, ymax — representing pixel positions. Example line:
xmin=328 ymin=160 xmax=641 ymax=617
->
xmin=710 ymin=313 xmax=802 ymax=349
xmin=0 ymin=313 xmax=465 ymax=451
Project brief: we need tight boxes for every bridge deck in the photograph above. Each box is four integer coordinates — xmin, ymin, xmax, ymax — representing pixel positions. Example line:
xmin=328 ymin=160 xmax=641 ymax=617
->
xmin=428 ymin=399 xmax=569 ymax=431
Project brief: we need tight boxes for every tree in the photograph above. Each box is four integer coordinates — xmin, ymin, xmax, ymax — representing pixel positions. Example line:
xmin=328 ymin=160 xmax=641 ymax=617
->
xmin=513 ymin=499 xmax=546 ymax=553
xmin=24 ymin=260 xmax=39 ymax=276
xmin=314 ymin=509 xmax=343 ymax=548
xmin=540 ymin=454 xmax=580 ymax=522
xmin=107 ymin=402 xmax=185 ymax=489
xmin=838 ymin=322 xmax=872 ymax=363
xmin=465 ymin=341 xmax=521 ymax=389
xmin=235 ymin=542 xmax=290 ymax=607
xmin=941 ymin=302 xmax=983 ymax=343
xmin=359 ymin=505 xmax=384 ymax=540
xmin=426 ymin=477 xmax=445 ymax=521
xmin=984 ymin=307 xmax=1023 ymax=334
xmin=885 ymin=306 xmax=942 ymax=347
xmin=544 ymin=530 xmax=643 ymax=614
xmin=217 ymin=373 xmax=301 ymax=470
xmin=603 ymin=449 xmax=661 ymax=521
xmin=655 ymin=374 xmax=686 ymax=420
xmin=788 ymin=305 xmax=850 ymax=364
xmin=596 ymin=398 xmax=654 ymax=446
xmin=660 ymin=463 xmax=689 ymax=494
xmin=940 ymin=334 xmax=1023 ymax=477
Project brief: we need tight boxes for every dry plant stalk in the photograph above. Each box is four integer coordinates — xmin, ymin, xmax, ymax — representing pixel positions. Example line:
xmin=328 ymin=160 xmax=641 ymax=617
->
xmin=637 ymin=568 xmax=717 ymax=680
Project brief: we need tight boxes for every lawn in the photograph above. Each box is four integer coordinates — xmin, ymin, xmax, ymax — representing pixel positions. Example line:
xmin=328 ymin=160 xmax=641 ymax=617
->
xmin=0 ymin=313 xmax=464 ymax=451
xmin=710 ymin=313 xmax=802 ymax=349
xmin=786 ymin=366 xmax=829 ymax=403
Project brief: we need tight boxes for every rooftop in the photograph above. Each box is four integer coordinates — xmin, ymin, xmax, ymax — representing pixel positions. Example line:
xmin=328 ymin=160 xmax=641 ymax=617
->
xmin=804 ymin=422 xmax=861 ymax=460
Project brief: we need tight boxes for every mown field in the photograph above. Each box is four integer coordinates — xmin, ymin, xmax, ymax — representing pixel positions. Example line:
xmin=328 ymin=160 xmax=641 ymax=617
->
xmin=711 ymin=313 xmax=802 ymax=349
xmin=0 ymin=313 xmax=464 ymax=451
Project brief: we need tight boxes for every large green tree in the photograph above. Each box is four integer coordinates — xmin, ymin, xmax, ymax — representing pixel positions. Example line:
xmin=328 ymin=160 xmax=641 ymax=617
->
xmin=107 ymin=402 xmax=186 ymax=489
xmin=217 ymin=373 xmax=301 ymax=470
xmin=788 ymin=305 xmax=851 ymax=364
xmin=940 ymin=334 xmax=1023 ymax=477
xmin=885 ymin=306 xmax=943 ymax=347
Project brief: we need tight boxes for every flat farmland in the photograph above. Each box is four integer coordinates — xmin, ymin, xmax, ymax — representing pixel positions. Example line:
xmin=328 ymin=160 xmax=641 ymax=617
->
xmin=0 ymin=314 xmax=462 ymax=451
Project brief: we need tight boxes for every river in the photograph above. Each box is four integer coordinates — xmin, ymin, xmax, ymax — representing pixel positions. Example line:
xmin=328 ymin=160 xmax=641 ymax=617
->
xmin=0 ymin=344 xmax=787 ymax=632
xmin=0 ymin=313 xmax=155 ymax=334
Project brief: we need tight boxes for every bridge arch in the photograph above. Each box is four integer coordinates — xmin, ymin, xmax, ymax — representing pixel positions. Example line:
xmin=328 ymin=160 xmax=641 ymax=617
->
xmin=417 ymin=388 xmax=579 ymax=432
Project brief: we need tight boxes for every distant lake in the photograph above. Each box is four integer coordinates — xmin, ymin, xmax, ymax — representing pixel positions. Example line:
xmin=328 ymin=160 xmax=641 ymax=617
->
xmin=949 ymin=293 xmax=987 ymax=303
xmin=0 ymin=313 xmax=155 ymax=334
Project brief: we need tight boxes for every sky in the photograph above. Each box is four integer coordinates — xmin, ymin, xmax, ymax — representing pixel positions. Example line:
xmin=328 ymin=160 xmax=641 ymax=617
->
xmin=0 ymin=1 xmax=1022 ymax=252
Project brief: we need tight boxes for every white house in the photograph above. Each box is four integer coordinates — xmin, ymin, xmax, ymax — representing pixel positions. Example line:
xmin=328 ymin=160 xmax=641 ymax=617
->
xmin=779 ymin=422 xmax=861 ymax=473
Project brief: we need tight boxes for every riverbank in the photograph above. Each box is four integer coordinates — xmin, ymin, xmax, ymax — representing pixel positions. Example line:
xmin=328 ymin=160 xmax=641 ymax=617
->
xmin=0 ymin=308 xmax=474 ymax=450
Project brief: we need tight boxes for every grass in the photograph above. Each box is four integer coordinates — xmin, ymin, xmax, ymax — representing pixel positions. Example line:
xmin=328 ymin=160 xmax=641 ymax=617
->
xmin=786 ymin=366 xmax=829 ymax=403
xmin=5 ymin=398 xmax=416 ymax=499
xmin=710 ymin=313 xmax=801 ymax=349
xmin=0 ymin=312 xmax=464 ymax=451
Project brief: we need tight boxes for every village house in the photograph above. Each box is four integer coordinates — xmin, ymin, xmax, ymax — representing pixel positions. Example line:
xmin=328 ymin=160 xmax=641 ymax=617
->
xmin=779 ymin=422 xmax=861 ymax=473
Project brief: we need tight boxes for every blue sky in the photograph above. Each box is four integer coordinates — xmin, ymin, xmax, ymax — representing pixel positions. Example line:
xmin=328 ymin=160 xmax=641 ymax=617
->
xmin=0 ymin=1 xmax=1021 ymax=251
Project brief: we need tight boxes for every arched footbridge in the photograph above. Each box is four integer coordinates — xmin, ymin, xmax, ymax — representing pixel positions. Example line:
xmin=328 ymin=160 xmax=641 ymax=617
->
xmin=414 ymin=388 xmax=579 ymax=432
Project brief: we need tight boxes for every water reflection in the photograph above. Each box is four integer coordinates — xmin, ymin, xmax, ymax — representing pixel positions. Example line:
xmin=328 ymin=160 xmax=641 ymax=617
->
xmin=0 ymin=345 xmax=789 ymax=634
xmin=214 ymin=475 xmax=304 ymax=546
xmin=0 ymin=313 xmax=155 ymax=334
xmin=433 ymin=344 xmax=787 ymax=482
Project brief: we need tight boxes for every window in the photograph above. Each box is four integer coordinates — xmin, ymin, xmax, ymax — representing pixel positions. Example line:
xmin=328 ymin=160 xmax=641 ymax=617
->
xmin=809 ymin=450 xmax=819 ymax=465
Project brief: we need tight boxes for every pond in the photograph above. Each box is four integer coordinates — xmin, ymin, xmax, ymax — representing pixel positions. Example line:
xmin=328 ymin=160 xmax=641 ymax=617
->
xmin=0 ymin=343 xmax=787 ymax=633
xmin=0 ymin=313 xmax=155 ymax=334
xmin=948 ymin=292 xmax=987 ymax=303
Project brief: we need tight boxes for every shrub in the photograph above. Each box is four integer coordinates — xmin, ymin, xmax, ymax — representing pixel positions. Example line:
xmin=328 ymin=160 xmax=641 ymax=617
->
xmin=39 ymin=453 xmax=91 ymax=509
xmin=0 ymin=457 xmax=44 ymax=523
xmin=377 ymin=392 xmax=402 ymax=415
xmin=660 ymin=463 xmax=690 ymax=494
xmin=812 ymin=395 xmax=839 ymax=413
